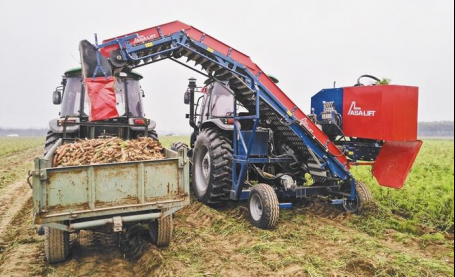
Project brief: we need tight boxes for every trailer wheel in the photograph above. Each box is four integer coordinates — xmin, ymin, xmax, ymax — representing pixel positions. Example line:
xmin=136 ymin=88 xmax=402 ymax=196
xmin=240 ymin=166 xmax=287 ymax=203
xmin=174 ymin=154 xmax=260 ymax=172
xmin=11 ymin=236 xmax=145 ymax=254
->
xmin=44 ymin=130 xmax=62 ymax=156
xmin=248 ymin=184 xmax=280 ymax=229
xmin=343 ymin=181 xmax=373 ymax=214
xmin=44 ymin=227 xmax=70 ymax=264
xmin=192 ymin=128 xmax=232 ymax=207
xmin=148 ymin=215 xmax=173 ymax=248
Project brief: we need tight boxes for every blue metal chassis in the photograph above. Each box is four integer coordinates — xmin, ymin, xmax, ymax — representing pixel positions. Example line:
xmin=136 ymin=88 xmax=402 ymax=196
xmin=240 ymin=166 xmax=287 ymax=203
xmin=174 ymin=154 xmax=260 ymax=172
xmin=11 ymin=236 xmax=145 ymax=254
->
xmin=93 ymin=30 xmax=357 ymax=202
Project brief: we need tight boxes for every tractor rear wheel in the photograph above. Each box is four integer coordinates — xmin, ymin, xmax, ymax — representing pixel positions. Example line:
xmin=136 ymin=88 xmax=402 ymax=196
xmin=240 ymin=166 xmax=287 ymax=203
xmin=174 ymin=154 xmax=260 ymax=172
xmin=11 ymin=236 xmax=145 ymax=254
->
xmin=44 ymin=227 xmax=70 ymax=264
xmin=44 ymin=130 xmax=62 ymax=156
xmin=134 ymin=129 xmax=158 ymax=140
xmin=248 ymin=184 xmax=280 ymax=229
xmin=148 ymin=129 xmax=159 ymax=141
xmin=342 ymin=181 xmax=373 ymax=214
xmin=192 ymin=128 xmax=232 ymax=207
xmin=148 ymin=215 xmax=173 ymax=247
xmin=171 ymin=142 xmax=189 ymax=152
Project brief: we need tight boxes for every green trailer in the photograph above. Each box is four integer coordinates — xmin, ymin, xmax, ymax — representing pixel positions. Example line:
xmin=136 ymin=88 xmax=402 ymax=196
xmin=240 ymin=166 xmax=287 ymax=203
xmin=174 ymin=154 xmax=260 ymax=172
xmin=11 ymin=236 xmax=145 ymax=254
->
xmin=30 ymin=139 xmax=190 ymax=263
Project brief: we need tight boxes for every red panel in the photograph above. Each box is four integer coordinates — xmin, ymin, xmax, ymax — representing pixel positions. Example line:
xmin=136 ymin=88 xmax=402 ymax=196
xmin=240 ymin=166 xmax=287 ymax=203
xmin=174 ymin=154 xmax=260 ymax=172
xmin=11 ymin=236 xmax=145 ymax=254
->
xmin=372 ymin=141 xmax=423 ymax=189
xmin=343 ymin=86 xmax=419 ymax=141
xmin=85 ymin=78 xmax=119 ymax=122
xmin=100 ymin=21 xmax=348 ymax=166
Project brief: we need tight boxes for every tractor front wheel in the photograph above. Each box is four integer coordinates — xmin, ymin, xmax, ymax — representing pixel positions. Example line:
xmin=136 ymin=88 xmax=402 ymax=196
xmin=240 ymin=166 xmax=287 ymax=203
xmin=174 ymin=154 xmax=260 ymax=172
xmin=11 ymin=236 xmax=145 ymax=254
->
xmin=342 ymin=181 xmax=373 ymax=214
xmin=248 ymin=184 xmax=280 ymax=229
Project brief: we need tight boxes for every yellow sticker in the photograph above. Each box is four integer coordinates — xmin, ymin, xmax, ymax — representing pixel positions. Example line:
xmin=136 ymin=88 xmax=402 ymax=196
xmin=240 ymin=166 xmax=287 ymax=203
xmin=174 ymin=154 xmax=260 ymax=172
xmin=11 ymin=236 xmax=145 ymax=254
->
xmin=287 ymin=111 xmax=293 ymax=117
xmin=145 ymin=42 xmax=153 ymax=48
xmin=207 ymin=47 xmax=214 ymax=53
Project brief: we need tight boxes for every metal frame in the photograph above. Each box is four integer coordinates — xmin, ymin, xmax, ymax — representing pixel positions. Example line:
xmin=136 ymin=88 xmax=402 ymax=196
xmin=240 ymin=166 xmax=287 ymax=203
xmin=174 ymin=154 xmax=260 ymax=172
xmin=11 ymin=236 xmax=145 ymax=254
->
xmin=92 ymin=30 xmax=357 ymax=202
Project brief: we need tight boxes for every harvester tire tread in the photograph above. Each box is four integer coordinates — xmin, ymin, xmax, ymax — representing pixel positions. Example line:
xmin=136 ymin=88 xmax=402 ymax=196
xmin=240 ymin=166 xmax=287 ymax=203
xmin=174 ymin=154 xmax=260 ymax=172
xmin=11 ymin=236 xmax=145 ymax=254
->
xmin=149 ymin=215 xmax=173 ymax=248
xmin=248 ymin=184 xmax=280 ymax=229
xmin=192 ymin=128 xmax=233 ymax=207
xmin=44 ymin=227 xmax=69 ymax=264
xmin=357 ymin=181 xmax=373 ymax=204
xmin=343 ymin=181 xmax=373 ymax=214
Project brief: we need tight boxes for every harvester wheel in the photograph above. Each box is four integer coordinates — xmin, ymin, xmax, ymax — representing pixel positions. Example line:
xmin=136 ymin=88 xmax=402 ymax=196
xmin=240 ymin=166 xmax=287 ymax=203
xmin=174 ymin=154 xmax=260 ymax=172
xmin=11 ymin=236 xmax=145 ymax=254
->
xmin=44 ymin=227 xmax=70 ymax=264
xmin=343 ymin=181 xmax=373 ymax=214
xmin=248 ymin=184 xmax=280 ymax=229
xmin=192 ymin=128 xmax=232 ymax=207
xmin=44 ymin=130 xmax=62 ymax=156
xmin=148 ymin=215 xmax=173 ymax=247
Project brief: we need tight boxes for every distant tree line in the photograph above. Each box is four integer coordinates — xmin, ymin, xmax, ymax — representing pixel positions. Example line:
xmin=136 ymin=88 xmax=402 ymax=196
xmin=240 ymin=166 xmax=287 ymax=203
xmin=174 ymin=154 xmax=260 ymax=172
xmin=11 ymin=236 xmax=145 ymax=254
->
xmin=0 ymin=128 xmax=48 ymax=137
xmin=418 ymin=121 xmax=454 ymax=138
xmin=0 ymin=121 xmax=453 ymax=138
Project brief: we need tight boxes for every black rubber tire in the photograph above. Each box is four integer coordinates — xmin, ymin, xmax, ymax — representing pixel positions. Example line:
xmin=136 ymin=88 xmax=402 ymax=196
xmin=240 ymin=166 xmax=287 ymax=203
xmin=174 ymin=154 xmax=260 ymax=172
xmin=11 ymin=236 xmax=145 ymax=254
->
xmin=44 ymin=130 xmax=62 ymax=156
xmin=148 ymin=129 xmax=159 ymax=141
xmin=171 ymin=142 xmax=189 ymax=152
xmin=343 ymin=181 xmax=373 ymax=214
xmin=248 ymin=184 xmax=280 ymax=229
xmin=133 ymin=129 xmax=158 ymax=140
xmin=44 ymin=227 xmax=70 ymax=264
xmin=192 ymin=128 xmax=233 ymax=207
xmin=148 ymin=215 xmax=173 ymax=248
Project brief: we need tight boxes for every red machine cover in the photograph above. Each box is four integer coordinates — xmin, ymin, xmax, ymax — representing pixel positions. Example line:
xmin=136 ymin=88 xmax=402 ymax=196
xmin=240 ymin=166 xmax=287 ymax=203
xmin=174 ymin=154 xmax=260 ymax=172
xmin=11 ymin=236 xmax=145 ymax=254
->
xmin=373 ymin=140 xmax=423 ymax=189
xmin=85 ymin=77 xmax=119 ymax=122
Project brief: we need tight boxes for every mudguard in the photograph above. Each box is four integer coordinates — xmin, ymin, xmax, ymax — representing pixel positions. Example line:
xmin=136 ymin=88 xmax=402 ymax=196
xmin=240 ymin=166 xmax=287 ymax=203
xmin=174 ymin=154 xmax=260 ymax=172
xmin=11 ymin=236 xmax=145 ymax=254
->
xmin=373 ymin=141 xmax=423 ymax=189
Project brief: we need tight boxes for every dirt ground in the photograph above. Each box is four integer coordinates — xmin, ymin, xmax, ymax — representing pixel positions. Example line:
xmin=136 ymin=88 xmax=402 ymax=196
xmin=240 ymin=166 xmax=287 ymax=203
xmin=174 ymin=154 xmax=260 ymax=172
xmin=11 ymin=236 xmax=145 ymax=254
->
xmin=0 ymin=145 xmax=453 ymax=277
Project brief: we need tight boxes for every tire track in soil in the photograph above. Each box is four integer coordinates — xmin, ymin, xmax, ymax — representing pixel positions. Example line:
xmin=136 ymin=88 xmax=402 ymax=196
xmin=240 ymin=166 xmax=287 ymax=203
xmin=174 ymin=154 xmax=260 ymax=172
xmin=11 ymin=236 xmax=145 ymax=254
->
xmin=48 ymin=231 xmax=135 ymax=277
xmin=0 ymin=197 xmax=42 ymax=276
xmin=0 ymin=146 xmax=47 ymax=276
xmin=0 ymin=181 xmax=32 ymax=239
xmin=302 ymin=201 xmax=455 ymax=266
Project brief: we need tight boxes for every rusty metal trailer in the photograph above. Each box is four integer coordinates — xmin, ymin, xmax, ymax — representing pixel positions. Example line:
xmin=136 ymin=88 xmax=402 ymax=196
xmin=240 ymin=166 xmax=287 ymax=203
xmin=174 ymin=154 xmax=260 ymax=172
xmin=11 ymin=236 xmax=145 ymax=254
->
xmin=30 ymin=139 xmax=190 ymax=263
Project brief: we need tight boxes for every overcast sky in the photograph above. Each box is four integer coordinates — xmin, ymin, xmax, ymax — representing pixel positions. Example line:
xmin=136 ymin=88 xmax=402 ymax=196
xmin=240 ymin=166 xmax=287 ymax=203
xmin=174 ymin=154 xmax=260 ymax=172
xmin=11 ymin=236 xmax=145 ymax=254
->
xmin=0 ymin=0 xmax=453 ymax=133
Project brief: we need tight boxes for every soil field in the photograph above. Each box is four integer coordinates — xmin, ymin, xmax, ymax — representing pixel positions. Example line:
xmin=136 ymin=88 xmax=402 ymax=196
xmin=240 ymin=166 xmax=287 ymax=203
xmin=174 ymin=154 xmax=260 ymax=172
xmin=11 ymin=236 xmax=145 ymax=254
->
xmin=0 ymin=137 xmax=453 ymax=277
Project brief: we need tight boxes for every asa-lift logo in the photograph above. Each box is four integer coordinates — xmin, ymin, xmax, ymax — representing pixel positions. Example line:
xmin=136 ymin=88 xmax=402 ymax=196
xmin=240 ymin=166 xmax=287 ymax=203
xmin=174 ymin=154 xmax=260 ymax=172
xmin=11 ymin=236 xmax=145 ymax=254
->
xmin=133 ymin=34 xmax=158 ymax=45
xmin=348 ymin=101 xmax=377 ymax=117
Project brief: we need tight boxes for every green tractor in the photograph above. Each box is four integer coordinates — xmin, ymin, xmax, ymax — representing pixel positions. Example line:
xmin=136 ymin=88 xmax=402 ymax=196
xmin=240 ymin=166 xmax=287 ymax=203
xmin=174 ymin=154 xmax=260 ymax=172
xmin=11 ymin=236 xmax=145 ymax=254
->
xmin=46 ymin=68 xmax=157 ymax=154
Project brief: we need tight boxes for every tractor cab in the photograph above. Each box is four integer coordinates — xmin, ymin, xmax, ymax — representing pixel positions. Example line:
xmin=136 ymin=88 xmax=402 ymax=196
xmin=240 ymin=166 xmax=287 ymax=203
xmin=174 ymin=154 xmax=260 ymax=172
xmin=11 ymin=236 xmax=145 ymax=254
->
xmin=46 ymin=68 xmax=157 ymax=154
xmin=55 ymin=68 xmax=145 ymax=119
